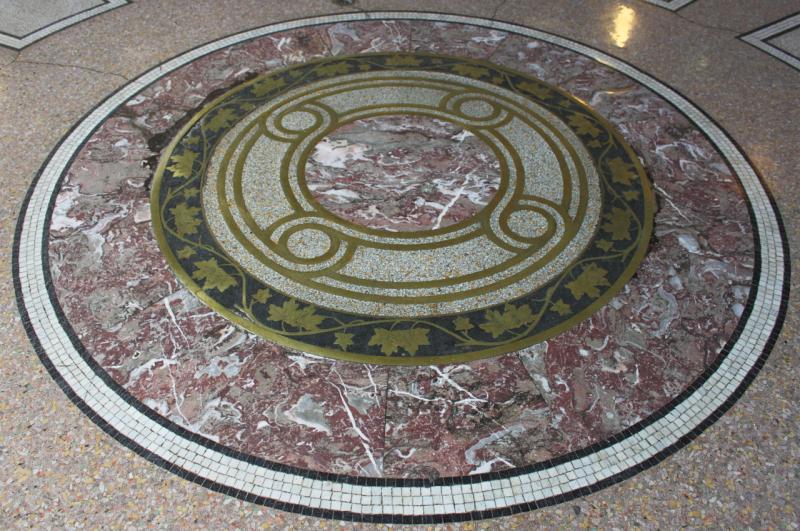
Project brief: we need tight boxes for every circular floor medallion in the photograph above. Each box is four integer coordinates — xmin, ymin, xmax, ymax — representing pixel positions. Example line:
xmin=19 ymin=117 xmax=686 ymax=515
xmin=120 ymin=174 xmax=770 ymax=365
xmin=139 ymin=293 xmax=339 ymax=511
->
xmin=151 ymin=52 xmax=654 ymax=364
xmin=14 ymin=12 xmax=787 ymax=524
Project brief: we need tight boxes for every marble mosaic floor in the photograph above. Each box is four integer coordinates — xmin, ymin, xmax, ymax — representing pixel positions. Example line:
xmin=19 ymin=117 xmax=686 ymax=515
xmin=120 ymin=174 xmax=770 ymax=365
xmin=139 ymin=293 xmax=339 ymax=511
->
xmin=2 ymin=1 xmax=798 ymax=528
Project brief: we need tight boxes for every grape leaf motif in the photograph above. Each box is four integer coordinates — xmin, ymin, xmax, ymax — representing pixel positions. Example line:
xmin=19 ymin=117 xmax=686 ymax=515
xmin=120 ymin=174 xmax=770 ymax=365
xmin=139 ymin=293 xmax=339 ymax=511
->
xmin=568 ymin=114 xmax=601 ymax=137
xmin=385 ymin=55 xmax=422 ymax=67
xmin=479 ymin=303 xmax=535 ymax=338
xmin=596 ymin=239 xmax=614 ymax=251
xmin=369 ymin=328 xmax=430 ymax=356
xmin=206 ymin=108 xmax=238 ymax=132
xmin=550 ymin=299 xmax=572 ymax=316
xmin=177 ymin=246 xmax=195 ymax=259
xmin=268 ymin=299 xmax=324 ymax=331
xmin=170 ymin=203 xmax=201 ymax=237
xmin=517 ymin=80 xmax=552 ymax=100
xmin=607 ymin=157 xmax=638 ymax=186
xmin=601 ymin=208 xmax=632 ymax=241
xmin=334 ymin=332 xmax=354 ymax=351
xmin=453 ymin=316 xmax=473 ymax=333
xmin=316 ymin=62 xmax=351 ymax=77
xmin=566 ymin=264 xmax=610 ymax=300
xmin=191 ymin=258 xmax=237 ymax=294
xmin=452 ymin=64 xmax=490 ymax=79
xmin=166 ymin=150 xmax=197 ymax=178
xmin=251 ymin=77 xmax=286 ymax=97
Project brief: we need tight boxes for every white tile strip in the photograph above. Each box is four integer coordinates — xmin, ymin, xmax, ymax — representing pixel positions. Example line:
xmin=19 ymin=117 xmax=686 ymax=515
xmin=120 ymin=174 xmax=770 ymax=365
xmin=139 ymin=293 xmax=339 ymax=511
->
xmin=0 ymin=0 xmax=128 ymax=50
xmin=16 ymin=12 xmax=786 ymax=519
xmin=741 ymin=13 xmax=800 ymax=72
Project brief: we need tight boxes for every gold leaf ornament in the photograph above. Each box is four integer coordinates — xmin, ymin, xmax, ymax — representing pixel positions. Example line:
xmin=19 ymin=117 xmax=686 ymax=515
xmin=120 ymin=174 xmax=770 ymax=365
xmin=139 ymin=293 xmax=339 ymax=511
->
xmin=206 ymin=107 xmax=238 ymax=132
xmin=191 ymin=258 xmax=237 ymax=294
xmin=568 ymin=114 xmax=601 ymax=138
xmin=601 ymin=207 xmax=633 ymax=241
xmin=479 ymin=303 xmax=535 ymax=338
xmin=596 ymin=239 xmax=614 ymax=251
xmin=453 ymin=316 xmax=474 ymax=333
xmin=607 ymin=157 xmax=637 ymax=186
xmin=268 ymin=299 xmax=324 ymax=331
xmin=368 ymin=328 xmax=430 ymax=356
xmin=176 ymin=246 xmax=195 ymax=259
xmin=517 ymin=80 xmax=551 ymax=100
xmin=316 ymin=62 xmax=351 ymax=77
xmin=451 ymin=64 xmax=490 ymax=79
xmin=623 ymin=190 xmax=640 ymax=201
xmin=251 ymin=77 xmax=287 ymax=97
xmin=334 ymin=332 xmax=354 ymax=351
xmin=385 ymin=55 xmax=422 ymax=67
xmin=550 ymin=299 xmax=572 ymax=316
xmin=566 ymin=263 xmax=611 ymax=300
xmin=169 ymin=203 xmax=202 ymax=237
xmin=253 ymin=289 xmax=270 ymax=304
xmin=166 ymin=150 xmax=198 ymax=178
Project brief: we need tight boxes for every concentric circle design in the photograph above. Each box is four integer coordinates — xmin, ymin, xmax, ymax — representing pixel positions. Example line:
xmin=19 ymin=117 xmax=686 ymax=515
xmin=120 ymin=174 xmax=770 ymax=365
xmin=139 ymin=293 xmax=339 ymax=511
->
xmin=13 ymin=12 xmax=788 ymax=524
xmin=151 ymin=53 xmax=654 ymax=364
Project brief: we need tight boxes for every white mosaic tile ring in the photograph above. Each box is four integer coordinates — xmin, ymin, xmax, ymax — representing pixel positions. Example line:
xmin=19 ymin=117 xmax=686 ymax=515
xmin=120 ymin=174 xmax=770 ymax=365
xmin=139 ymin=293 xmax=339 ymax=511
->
xmin=13 ymin=12 xmax=789 ymax=523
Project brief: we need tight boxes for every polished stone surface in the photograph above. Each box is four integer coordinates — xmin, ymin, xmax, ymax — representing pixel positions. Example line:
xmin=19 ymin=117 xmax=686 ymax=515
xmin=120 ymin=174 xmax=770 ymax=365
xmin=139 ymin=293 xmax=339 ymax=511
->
xmin=306 ymin=114 xmax=501 ymax=232
xmin=1 ymin=1 xmax=798 ymax=528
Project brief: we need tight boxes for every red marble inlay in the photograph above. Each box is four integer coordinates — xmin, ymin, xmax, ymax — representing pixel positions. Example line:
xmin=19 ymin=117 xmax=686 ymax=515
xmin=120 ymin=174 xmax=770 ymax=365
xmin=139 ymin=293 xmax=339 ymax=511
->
xmin=304 ymin=114 xmax=501 ymax=232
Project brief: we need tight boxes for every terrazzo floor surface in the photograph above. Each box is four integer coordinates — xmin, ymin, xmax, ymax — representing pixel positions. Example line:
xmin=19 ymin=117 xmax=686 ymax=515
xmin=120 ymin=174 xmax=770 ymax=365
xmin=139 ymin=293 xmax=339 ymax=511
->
xmin=1 ymin=0 xmax=798 ymax=528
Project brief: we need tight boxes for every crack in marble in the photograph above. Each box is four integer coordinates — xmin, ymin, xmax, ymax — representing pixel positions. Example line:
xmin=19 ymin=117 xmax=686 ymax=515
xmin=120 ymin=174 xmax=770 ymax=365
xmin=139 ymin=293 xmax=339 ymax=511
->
xmin=670 ymin=10 xmax=743 ymax=34
xmin=5 ymin=57 xmax=129 ymax=80
xmin=490 ymin=0 xmax=510 ymax=22
xmin=0 ymin=50 xmax=21 ymax=70
xmin=329 ymin=367 xmax=383 ymax=476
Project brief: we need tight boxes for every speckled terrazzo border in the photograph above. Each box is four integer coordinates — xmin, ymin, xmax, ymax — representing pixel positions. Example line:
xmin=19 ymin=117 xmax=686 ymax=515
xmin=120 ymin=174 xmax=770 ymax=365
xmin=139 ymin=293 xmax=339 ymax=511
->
xmin=740 ymin=12 xmax=800 ymax=72
xmin=0 ymin=0 xmax=129 ymax=50
xmin=12 ymin=12 xmax=790 ymax=523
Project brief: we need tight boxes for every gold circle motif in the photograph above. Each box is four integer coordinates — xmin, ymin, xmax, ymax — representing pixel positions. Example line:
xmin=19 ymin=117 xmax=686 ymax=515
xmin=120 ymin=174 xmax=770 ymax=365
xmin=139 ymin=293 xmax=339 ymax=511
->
xmin=205 ymin=71 xmax=600 ymax=317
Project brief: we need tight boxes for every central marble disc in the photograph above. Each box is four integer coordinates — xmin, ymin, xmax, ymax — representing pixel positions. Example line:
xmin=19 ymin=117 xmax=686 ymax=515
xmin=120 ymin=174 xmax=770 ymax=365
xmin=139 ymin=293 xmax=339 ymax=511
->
xmin=304 ymin=114 xmax=501 ymax=232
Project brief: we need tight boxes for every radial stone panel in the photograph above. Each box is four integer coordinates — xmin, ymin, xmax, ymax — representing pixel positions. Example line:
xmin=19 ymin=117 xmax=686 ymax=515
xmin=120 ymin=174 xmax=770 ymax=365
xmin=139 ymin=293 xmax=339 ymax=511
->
xmin=14 ymin=13 xmax=788 ymax=524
